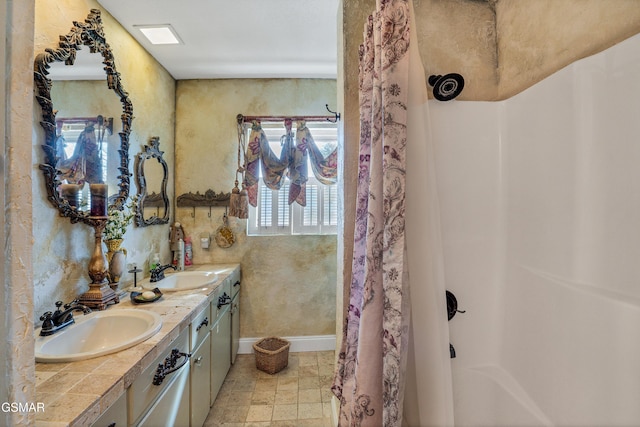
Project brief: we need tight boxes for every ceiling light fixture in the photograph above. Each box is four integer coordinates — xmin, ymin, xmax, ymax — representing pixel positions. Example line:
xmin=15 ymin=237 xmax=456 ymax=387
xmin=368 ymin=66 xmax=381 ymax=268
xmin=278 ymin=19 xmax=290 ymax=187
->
xmin=135 ymin=25 xmax=182 ymax=45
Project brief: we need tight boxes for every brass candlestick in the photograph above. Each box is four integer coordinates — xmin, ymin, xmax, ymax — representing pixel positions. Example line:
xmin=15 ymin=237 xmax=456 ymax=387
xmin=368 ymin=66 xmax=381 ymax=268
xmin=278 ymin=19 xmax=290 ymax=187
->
xmin=78 ymin=219 xmax=119 ymax=310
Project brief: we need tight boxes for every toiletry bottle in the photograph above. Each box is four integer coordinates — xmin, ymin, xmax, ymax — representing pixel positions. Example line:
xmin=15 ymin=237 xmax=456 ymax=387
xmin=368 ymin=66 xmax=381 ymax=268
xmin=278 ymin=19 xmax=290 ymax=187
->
xmin=184 ymin=236 xmax=193 ymax=266
xmin=177 ymin=238 xmax=185 ymax=271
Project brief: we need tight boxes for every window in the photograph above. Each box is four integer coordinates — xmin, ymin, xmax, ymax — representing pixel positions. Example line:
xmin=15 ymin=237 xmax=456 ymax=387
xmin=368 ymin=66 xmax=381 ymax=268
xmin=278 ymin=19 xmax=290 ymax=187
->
xmin=247 ymin=122 xmax=338 ymax=236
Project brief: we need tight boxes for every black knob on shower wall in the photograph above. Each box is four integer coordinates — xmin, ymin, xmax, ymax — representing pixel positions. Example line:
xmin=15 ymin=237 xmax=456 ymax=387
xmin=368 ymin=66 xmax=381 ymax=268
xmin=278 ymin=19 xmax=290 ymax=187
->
xmin=429 ymin=73 xmax=465 ymax=101
xmin=446 ymin=290 xmax=466 ymax=321
xmin=446 ymin=290 xmax=464 ymax=359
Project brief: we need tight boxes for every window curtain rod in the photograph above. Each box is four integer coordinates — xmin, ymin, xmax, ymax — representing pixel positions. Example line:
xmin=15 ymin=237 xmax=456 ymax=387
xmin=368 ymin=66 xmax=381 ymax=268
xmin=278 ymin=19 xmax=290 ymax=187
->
xmin=236 ymin=105 xmax=340 ymax=124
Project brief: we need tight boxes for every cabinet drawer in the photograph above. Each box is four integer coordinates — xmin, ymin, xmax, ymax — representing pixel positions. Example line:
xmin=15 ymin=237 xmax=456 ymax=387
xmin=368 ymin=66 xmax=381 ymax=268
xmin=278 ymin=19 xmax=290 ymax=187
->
xmin=212 ymin=279 xmax=232 ymax=322
xmin=91 ymin=391 xmax=126 ymax=427
xmin=190 ymin=305 xmax=211 ymax=351
xmin=190 ymin=333 xmax=211 ymax=427
xmin=128 ymin=328 xmax=189 ymax=425
xmin=136 ymin=364 xmax=190 ymax=427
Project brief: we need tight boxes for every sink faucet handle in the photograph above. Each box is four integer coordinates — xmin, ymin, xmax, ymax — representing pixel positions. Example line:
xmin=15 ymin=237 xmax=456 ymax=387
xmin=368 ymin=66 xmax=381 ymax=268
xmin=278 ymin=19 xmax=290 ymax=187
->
xmin=40 ymin=311 xmax=55 ymax=330
xmin=63 ymin=299 xmax=80 ymax=310
xmin=54 ymin=301 xmax=64 ymax=313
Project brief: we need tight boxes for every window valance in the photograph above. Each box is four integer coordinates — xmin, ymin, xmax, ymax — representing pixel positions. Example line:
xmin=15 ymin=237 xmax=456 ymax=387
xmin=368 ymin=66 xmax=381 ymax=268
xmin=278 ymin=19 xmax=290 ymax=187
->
xmin=244 ymin=119 xmax=337 ymax=208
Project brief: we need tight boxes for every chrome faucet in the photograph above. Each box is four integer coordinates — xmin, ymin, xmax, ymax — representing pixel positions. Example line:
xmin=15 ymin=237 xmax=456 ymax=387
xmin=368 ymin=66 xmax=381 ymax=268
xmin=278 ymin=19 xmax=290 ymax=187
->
xmin=39 ymin=300 xmax=92 ymax=336
xmin=150 ymin=263 xmax=177 ymax=282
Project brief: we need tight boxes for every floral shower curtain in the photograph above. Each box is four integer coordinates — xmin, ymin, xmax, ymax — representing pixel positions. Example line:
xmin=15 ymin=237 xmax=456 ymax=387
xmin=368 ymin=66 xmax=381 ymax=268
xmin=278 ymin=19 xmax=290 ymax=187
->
xmin=331 ymin=1 xmax=412 ymax=426
xmin=332 ymin=0 xmax=452 ymax=427
xmin=244 ymin=119 xmax=337 ymax=207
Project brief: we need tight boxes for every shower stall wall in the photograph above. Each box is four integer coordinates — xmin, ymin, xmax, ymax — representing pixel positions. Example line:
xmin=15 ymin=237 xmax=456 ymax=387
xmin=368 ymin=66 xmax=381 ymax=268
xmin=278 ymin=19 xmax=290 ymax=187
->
xmin=430 ymin=33 xmax=640 ymax=426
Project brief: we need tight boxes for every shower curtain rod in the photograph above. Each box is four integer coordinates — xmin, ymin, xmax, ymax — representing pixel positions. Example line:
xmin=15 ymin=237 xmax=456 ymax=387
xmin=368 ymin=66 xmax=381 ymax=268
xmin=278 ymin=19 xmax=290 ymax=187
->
xmin=237 ymin=104 xmax=341 ymax=124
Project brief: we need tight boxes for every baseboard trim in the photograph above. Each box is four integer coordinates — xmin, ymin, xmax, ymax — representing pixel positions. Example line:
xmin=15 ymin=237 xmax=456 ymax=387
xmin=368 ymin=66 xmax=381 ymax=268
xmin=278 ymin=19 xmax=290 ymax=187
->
xmin=238 ymin=335 xmax=336 ymax=354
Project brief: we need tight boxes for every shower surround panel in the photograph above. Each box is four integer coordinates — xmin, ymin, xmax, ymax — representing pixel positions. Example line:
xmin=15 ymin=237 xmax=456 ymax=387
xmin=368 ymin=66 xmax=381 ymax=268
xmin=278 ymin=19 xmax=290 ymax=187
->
xmin=430 ymin=33 xmax=640 ymax=426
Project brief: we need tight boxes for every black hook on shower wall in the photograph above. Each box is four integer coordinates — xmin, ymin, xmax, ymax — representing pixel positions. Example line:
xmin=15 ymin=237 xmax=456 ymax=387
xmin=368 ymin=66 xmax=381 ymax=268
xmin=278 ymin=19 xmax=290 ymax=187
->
xmin=429 ymin=73 xmax=465 ymax=101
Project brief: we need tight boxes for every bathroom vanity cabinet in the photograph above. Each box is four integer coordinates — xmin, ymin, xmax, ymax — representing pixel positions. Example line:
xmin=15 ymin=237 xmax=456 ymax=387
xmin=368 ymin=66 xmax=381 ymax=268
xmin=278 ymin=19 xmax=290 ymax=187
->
xmin=51 ymin=265 xmax=241 ymax=427
xmin=191 ymin=267 xmax=240 ymax=423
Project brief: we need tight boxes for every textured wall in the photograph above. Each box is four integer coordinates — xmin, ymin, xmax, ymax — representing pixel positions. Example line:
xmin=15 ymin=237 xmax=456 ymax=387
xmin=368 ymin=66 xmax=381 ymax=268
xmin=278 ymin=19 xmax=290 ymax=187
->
xmin=175 ymin=78 xmax=337 ymax=338
xmin=4 ymin=0 xmax=36 ymax=424
xmin=496 ymin=0 xmax=640 ymax=99
xmin=414 ymin=0 xmax=498 ymax=100
xmin=32 ymin=0 xmax=176 ymax=322
xmin=410 ymin=0 xmax=640 ymax=101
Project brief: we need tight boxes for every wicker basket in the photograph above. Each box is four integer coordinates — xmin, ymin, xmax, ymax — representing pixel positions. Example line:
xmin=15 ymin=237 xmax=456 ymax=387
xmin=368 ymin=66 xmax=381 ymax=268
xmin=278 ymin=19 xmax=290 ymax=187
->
xmin=253 ymin=337 xmax=290 ymax=374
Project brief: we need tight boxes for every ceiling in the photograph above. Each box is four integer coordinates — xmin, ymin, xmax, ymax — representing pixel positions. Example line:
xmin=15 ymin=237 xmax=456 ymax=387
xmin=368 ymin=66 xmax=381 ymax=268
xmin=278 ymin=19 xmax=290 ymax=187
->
xmin=96 ymin=0 xmax=339 ymax=80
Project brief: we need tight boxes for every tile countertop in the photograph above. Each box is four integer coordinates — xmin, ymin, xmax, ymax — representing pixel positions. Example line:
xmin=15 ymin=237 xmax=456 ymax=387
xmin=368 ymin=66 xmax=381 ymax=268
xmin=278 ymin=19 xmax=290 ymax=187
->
xmin=34 ymin=263 xmax=240 ymax=427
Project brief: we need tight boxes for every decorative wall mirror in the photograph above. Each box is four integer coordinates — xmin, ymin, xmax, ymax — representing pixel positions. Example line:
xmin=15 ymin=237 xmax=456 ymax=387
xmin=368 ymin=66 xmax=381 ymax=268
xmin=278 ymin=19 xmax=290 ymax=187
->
xmin=135 ymin=137 xmax=170 ymax=226
xmin=34 ymin=8 xmax=133 ymax=227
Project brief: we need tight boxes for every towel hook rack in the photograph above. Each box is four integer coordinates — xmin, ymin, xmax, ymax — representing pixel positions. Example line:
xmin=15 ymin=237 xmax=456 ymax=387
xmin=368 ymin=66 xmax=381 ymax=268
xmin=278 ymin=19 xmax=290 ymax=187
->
xmin=325 ymin=104 xmax=341 ymax=123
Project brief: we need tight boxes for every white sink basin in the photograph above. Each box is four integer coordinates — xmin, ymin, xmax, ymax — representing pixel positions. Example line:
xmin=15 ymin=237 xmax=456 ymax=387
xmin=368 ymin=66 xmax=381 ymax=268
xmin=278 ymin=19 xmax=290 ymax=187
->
xmin=141 ymin=270 xmax=219 ymax=292
xmin=35 ymin=309 xmax=162 ymax=363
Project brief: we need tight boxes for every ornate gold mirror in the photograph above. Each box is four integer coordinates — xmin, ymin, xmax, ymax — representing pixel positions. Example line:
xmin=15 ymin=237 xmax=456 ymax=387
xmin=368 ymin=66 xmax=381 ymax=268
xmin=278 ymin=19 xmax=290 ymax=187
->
xmin=135 ymin=137 xmax=170 ymax=226
xmin=34 ymin=9 xmax=133 ymax=309
xmin=34 ymin=8 xmax=133 ymax=228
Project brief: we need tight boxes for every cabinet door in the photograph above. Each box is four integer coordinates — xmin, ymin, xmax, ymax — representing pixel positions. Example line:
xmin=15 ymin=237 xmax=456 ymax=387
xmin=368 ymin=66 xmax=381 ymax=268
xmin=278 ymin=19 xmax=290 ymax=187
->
xmin=136 ymin=365 xmax=190 ymax=427
xmin=230 ymin=292 xmax=240 ymax=364
xmin=191 ymin=333 xmax=211 ymax=427
xmin=210 ymin=308 xmax=231 ymax=406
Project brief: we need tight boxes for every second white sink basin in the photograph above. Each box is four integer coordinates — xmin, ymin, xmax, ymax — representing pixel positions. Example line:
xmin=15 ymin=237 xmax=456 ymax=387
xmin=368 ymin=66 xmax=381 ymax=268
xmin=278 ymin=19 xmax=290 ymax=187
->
xmin=142 ymin=270 xmax=219 ymax=292
xmin=35 ymin=309 xmax=162 ymax=363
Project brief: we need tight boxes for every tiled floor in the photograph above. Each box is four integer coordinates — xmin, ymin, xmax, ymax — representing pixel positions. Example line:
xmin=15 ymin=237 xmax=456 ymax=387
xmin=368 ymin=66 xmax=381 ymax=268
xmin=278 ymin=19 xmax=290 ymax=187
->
xmin=204 ymin=351 xmax=336 ymax=427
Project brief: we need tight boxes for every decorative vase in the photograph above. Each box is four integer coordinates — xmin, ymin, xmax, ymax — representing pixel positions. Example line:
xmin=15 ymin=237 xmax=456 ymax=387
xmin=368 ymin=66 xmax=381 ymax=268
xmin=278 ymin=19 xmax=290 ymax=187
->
xmin=105 ymin=239 xmax=127 ymax=289
xmin=109 ymin=250 xmax=127 ymax=286
xmin=105 ymin=238 xmax=124 ymax=262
